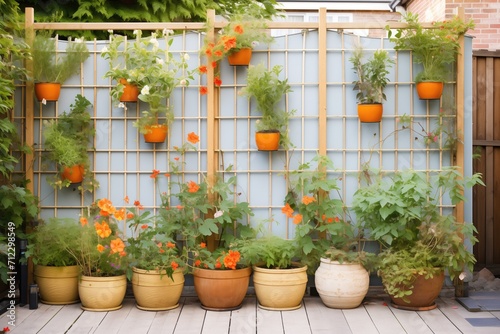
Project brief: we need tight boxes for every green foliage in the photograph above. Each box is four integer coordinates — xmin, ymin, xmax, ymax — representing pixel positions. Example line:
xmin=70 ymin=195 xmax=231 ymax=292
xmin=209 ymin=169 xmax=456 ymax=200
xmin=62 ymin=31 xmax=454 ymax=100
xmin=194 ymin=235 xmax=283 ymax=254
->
xmin=25 ymin=218 xmax=81 ymax=266
xmin=43 ymin=94 xmax=99 ymax=192
xmin=388 ymin=12 xmax=474 ymax=83
xmin=32 ymin=32 xmax=89 ymax=83
xmin=241 ymin=64 xmax=295 ymax=149
xmin=237 ymin=236 xmax=299 ymax=269
xmin=349 ymin=47 xmax=394 ymax=104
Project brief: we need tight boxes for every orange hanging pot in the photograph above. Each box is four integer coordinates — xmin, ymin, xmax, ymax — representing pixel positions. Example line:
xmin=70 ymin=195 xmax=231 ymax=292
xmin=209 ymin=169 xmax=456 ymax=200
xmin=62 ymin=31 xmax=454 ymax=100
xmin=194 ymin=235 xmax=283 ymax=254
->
xmin=357 ymin=103 xmax=383 ymax=123
xmin=118 ymin=78 xmax=139 ymax=102
xmin=416 ymin=82 xmax=444 ymax=100
xmin=228 ymin=48 xmax=252 ymax=66
xmin=61 ymin=165 xmax=84 ymax=183
xmin=35 ymin=82 xmax=61 ymax=102
xmin=255 ymin=131 xmax=280 ymax=151
xmin=143 ymin=124 xmax=168 ymax=143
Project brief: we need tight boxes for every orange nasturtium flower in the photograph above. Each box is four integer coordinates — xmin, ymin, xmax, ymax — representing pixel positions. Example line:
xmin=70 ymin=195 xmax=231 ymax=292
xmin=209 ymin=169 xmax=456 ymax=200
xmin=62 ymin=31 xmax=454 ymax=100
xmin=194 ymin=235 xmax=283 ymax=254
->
xmin=127 ymin=212 xmax=134 ymax=219
xmin=110 ymin=238 xmax=125 ymax=254
xmin=194 ymin=259 xmax=201 ymax=267
xmin=94 ymin=221 xmax=112 ymax=238
xmin=150 ymin=169 xmax=160 ymax=179
xmin=293 ymin=214 xmax=303 ymax=225
xmin=302 ymin=196 xmax=316 ymax=205
xmin=171 ymin=261 xmax=179 ymax=270
xmin=211 ymin=61 xmax=217 ymax=69
xmin=214 ymin=76 xmax=222 ymax=87
xmin=141 ymin=224 xmax=148 ymax=229
xmin=114 ymin=208 xmax=126 ymax=221
xmin=166 ymin=241 xmax=176 ymax=249
xmin=215 ymin=261 xmax=222 ymax=269
xmin=233 ymin=24 xmax=244 ymax=34
xmin=200 ymin=242 xmax=206 ymax=248
xmin=281 ymin=203 xmax=294 ymax=218
xmin=96 ymin=244 xmax=105 ymax=253
xmin=223 ymin=250 xmax=241 ymax=270
xmin=79 ymin=217 xmax=88 ymax=226
xmin=200 ymin=86 xmax=208 ymax=95
xmin=198 ymin=65 xmax=207 ymax=74
xmin=98 ymin=198 xmax=116 ymax=216
xmin=124 ymin=196 xmax=129 ymax=204
xmin=187 ymin=132 xmax=200 ymax=144
xmin=187 ymin=181 xmax=200 ymax=193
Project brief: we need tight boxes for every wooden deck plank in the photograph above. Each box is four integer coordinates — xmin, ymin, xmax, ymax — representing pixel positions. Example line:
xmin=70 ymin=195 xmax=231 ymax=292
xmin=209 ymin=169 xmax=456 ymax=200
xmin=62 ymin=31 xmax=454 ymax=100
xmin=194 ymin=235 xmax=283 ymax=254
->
xmin=388 ymin=306 xmax=433 ymax=334
xmin=146 ymin=298 xmax=184 ymax=334
xmin=117 ymin=303 xmax=157 ymax=334
xmin=229 ymin=297 xmax=257 ymax=334
xmin=281 ymin=302 xmax=312 ymax=334
xmin=6 ymin=304 xmax=63 ymax=333
xmin=342 ymin=305 xmax=378 ymax=334
xmin=303 ymin=297 xmax=351 ymax=334
xmin=417 ymin=307 xmax=461 ymax=333
xmin=173 ymin=297 xmax=206 ymax=334
xmin=38 ymin=303 xmax=84 ymax=334
xmin=92 ymin=298 xmax=134 ymax=334
xmin=66 ymin=306 xmax=107 ymax=334
xmin=0 ymin=303 xmax=41 ymax=330
xmin=365 ymin=302 xmax=406 ymax=333
xmin=256 ymin=306 xmax=284 ymax=334
xmin=201 ymin=309 xmax=231 ymax=334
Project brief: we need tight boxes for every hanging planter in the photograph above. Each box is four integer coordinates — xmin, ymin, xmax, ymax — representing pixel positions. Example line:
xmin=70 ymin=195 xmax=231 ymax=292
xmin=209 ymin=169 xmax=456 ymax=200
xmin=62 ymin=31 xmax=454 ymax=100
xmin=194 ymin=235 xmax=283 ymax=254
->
xmin=34 ymin=265 xmax=79 ymax=305
xmin=143 ymin=124 xmax=168 ymax=143
xmin=118 ymin=78 xmax=139 ymax=102
xmin=357 ymin=103 xmax=383 ymax=123
xmin=228 ymin=48 xmax=253 ymax=66
xmin=35 ymin=82 xmax=61 ymax=102
xmin=132 ymin=267 xmax=184 ymax=311
xmin=78 ymin=275 xmax=127 ymax=311
xmin=193 ymin=266 xmax=251 ymax=311
xmin=61 ymin=165 xmax=84 ymax=184
xmin=416 ymin=82 xmax=444 ymax=100
xmin=255 ymin=131 xmax=280 ymax=151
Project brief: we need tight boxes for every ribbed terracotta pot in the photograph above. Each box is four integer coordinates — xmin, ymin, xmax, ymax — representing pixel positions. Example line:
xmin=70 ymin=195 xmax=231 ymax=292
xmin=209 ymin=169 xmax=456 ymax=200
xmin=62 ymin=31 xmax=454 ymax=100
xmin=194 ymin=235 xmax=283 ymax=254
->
xmin=34 ymin=265 xmax=79 ymax=305
xmin=118 ymin=79 xmax=139 ymax=102
xmin=314 ymin=259 xmax=369 ymax=309
xmin=416 ymin=82 xmax=444 ymax=100
xmin=132 ymin=267 xmax=185 ymax=311
xmin=252 ymin=264 xmax=308 ymax=310
xmin=385 ymin=270 xmax=445 ymax=311
xmin=357 ymin=103 xmax=383 ymax=123
xmin=61 ymin=165 xmax=84 ymax=183
xmin=143 ymin=124 xmax=168 ymax=143
xmin=35 ymin=82 xmax=61 ymax=102
xmin=193 ymin=267 xmax=251 ymax=311
xmin=78 ymin=275 xmax=127 ymax=311
xmin=255 ymin=131 xmax=280 ymax=151
xmin=228 ymin=48 xmax=252 ymax=66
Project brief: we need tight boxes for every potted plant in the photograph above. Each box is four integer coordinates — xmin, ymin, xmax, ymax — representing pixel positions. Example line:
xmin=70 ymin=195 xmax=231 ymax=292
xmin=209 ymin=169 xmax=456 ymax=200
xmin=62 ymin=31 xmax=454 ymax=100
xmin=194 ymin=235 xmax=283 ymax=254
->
xmin=388 ymin=13 xmax=474 ymax=100
xmin=240 ymin=63 xmax=295 ymax=151
xmin=349 ymin=46 xmax=394 ymax=123
xmin=352 ymin=168 xmax=483 ymax=310
xmin=32 ymin=32 xmax=90 ymax=102
xmin=283 ymin=154 xmax=375 ymax=309
xmin=102 ymin=30 xmax=193 ymax=142
xmin=43 ymin=94 xmax=99 ymax=193
xmin=25 ymin=218 xmax=81 ymax=305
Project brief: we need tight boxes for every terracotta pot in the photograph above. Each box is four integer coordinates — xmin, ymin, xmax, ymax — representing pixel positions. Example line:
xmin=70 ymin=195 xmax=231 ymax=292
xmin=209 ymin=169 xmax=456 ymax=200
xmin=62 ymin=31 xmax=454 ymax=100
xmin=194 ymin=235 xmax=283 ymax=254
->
xmin=34 ymin=265 xmax=79 ymax=305
xmin=314 ymin=259 xmax=369 ymax=309
xmin=78 ymin=275 xmax=127 ymax=311
xmin=131 ymin=267 xmax=184 ymax=311
xmin=143 ymin=124 xmax=168 ymax=143
xmin=118 ymin=78 xmax=139 ymax=102
xmin=386 ymin=270 xmax=445 ymax=311
xmin=416 ymin=82 xmax=444 ymax=100
xmin=255 ymin=131 xmax=280 ymax=151
xmin=357 ymin=103 xmax=383 ymax=123
xmin=193 ymin=267 xmax=251 ymax=310
xmin=227 ymin=48 xmax=252 ymax=66
xmin=252 ymin=264 xmax=308 ymax=310
xmin=35 ymin=82 xmax=61 ymax=102
xmin=61 ymin=165 xmax=84 ymax=183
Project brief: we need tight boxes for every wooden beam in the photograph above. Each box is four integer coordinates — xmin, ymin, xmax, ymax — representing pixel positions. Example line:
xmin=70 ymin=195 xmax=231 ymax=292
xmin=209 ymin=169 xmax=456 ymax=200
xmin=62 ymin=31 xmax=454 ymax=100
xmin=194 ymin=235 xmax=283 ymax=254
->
xmin=318 ymin=8 xmax=327 ymax=156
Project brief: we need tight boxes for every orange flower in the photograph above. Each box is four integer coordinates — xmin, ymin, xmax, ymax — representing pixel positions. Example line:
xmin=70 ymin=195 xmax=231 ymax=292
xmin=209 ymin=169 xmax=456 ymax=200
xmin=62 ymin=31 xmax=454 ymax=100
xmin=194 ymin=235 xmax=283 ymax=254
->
xmin=94 ymin=221 xmax=112 ymax=238
xmin=222 ymin=36 xmax=237 ymax=51
xmin=98 ymin=198 xmax=116 ymax=216
xmin=215 ymin=261 xmax=222 ymax=269
xmin=187 ymin=181 xmax=200 ymax=193
xmin=327 ymin=217 xmax=334 ymax=223
xmin=223 ymin=250 xmax=241 ymax=270
xmin=281 ymin=203 xmax=294 ymax=218
xmin=334 ymin=217 xmax=340 ymax=222
xmin=164 ymin=173 xmax=170 ymax=177
xmin=96 ymin=244 xmax=105 ymax=253
xmin=150 ymin=169 xmax=160 ymax=178
xmin=194 ymin=259 xmax=201 ymax=267
xmin=119 ymin=250 xmax=127 ymax=257
xmin=127 ymin=213 xmax=134 ymax=219
xmin=171 ymin=261 xmax=179 ymax=270
xmin=302 ymin=196 xmax=316 ymax=205
xmin=211 ymin=61 xmax=217 ymax=68
xmin=141 ymin=224 xmax=148 ymax=229
xmin=200 ymin=86 xmax=208 ymax=95
xmin=293 ymin=214 xmax=303 ymax=225
xmin=200 ymin=242 xmax=206 ymax=248
xmin=114 ymin=208 xmax=126 ymax=221
xmin=234 ymin=24 xmax=244 ymax=34
xmin=187 ymin=132 xmax=200 ymax=144
xmin=124 ymin=196 xmax=129 ymax=204
xmin=214 ymin=76 xmax=222 ymax=87
xmin=166 ymin=241 xmax=175 ymax=248
xmin=199 ymin=65 xmax=207 ymax=73
xmin=214 ymin=50 xmax=223 ymax=57
xmin=176 ymin=205 xmax=184 ymax=209
xmin=79 ymin=217 xmax=88 ymax=226
xmin=110 ymin=238 xmax=125 ymax=254
xmin=134 ymin=200 xmax=141 ymax=207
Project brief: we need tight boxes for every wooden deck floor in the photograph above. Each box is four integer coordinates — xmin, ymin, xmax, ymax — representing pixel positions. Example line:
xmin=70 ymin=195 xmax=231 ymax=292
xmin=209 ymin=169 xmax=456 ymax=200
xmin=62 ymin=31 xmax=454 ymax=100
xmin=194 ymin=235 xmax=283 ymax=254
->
xmin=1 ymin=294 xmax=500 ymax=334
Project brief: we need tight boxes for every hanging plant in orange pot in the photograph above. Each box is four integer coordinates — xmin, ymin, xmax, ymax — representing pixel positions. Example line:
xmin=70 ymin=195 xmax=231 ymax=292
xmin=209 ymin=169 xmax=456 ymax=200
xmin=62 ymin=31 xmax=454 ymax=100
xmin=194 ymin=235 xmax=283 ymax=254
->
xmin=349 ymin=46 xmax=394 ymax=123
xmin=241 ymin=64 xmax=295 ymax=151
xmin=227 ymin=48 xmax=253 ymax=66
xmin=118 ymin=79 xmax=139 ymax=102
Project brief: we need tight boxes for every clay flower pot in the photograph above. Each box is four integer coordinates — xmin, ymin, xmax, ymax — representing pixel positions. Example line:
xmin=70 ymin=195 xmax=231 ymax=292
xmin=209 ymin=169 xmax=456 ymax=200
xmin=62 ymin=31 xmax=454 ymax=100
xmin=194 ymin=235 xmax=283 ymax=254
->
xmin=255 ymin=131 xmax=280 ymax=151
xmin=357 ymin=103 xmax=383 ymax=123
xmin=143 ymin=124 xmax=168 ymax=143
xmin=228 ymin=48 xmax=252 ymax=66
xmin=416 ymin=82 xmax=444 ymax=100
xmin=35 ymin=82 xmax=61 ymax=102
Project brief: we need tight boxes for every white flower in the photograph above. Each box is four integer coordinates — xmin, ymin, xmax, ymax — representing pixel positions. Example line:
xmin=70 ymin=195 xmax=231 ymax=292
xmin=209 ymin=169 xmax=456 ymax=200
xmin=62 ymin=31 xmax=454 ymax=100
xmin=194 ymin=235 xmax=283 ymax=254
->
xmin=255 ymin=119 xmax=260 ymax=125
xmin=141 ymin=85 xmax=150 ymax=95
xmin=75 ymin=38 xmax=83 ymax=43
xmin=42 ymin=98 xmax=47 ymax=105
xmin=101 ymin=46 xmax=108 ymax=53
xmin=459 ymin=272 xmax=466 ymax=281
xmin=151 ymin=38 xmax=159 ymax=49
xmin=163 ymin=28 xmax=174 ymax=36
xmin=179 ymin=79 xmax=187 ymax=86
xmin=183 ymin=53 xmax=190 ymax=61
xmin=156 ymin=57 xmax=164 ymax=65
xmin=108 ymin=30 xmax=113 ymax=34
xmin=214 ymin=210 xmax=224 ymax=218
xmin=251 ymin=41 xmax=259 ymax=47
xmin=118 ymin=102 xmax=125 ymax=108
xmin=133 ymin=30 xmax=139 ymax=36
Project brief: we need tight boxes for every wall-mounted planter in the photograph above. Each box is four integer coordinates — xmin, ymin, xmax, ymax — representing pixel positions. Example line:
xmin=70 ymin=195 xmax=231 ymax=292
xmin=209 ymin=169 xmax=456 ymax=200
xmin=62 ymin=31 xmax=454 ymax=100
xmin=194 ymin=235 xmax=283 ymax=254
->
xmin=255 ymin=131 xmax=280 ymax=151
xmin=35 ymin=82 xmax=61 ymax=102
xmin=416 ymin=82 xmax=443 ymax=100
xmin=143 ymin=124 xmax=168 ymax=143
xmin=357 ymin=103 xmax=383 ymax=123
xmin=61 ymin=165 xmax=84 ymax=183
xmin=228 ymin=48 xmax=252 ymax=66
xmin=118 ymin=78 xmax=139 ymax=102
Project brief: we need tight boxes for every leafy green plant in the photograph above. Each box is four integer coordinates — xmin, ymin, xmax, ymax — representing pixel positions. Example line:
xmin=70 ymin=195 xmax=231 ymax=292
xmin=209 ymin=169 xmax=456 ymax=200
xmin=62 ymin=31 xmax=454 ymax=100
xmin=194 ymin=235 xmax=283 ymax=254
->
xmin=349 ymin=46 xmax=394 ymax=104
xmin=43 ymin=94 xmax=99 ymax=192
xmin=32 ymin=32 xmax=89 ymax=83
xmin=240 ymin=63 xmax=295 ymax=149
xmin=387 ymin=13 xmax=474 ymax=83
xmin=237 ymin=236 xmax=299 ymax=269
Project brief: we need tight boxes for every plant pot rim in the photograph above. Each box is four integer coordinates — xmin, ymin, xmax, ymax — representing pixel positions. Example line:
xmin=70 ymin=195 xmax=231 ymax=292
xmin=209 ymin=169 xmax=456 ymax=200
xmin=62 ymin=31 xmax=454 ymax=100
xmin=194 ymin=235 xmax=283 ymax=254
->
xmin=132 ymin=267 xmax=184 ymax=275
xmin=192 ymin=266 xmax=252 ymax=278
xmin=256 ymin=129 xmax=280 ymax=133
xmin=253 ymin=263 xmax=307 ymax=273
xmin=319 ymin=258 xmax=362 ymax=266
